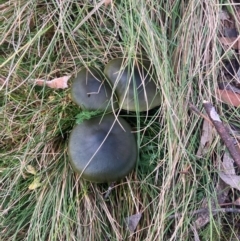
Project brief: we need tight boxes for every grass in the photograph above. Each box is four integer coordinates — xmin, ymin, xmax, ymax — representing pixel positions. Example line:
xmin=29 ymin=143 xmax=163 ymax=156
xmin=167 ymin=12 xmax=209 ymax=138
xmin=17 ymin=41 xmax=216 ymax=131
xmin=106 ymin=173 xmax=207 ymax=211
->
xmin=1 ymin=0 xmax=240 ymax=240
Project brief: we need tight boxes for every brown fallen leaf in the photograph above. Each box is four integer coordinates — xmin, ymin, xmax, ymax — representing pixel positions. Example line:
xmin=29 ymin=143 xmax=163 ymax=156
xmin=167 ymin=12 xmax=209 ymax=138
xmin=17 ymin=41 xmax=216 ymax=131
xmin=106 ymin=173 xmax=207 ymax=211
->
xmin=194 ymin=178 xmax=229 ymax=229
xmin=104 ymin=0 xmax=112 ymax=6
xmin=219 ymin=152 xmax=240 ymax=191
xmin=219 ymin=172 xmax=240 ymax=191
xmin=35 ymin=76 xmax=71 ymax=89
xmin=217 ymin=88 xmax=240 ymax=107
xmin=233 ymin=197 xmax=240 ymax=206
xmin=203 ymin=101 xmax=240 ymax=168
xmin=221 ymin=152 xmax=235 ymax=175
xmin=219 ymin=9 xmax=230 ymax=21
xmin=219 ymin=36 xmax=240 ymax=50
xmin=219 ymin=82 xmax=240 ymax=94
xmin=196 ymin=119 xmax=214 ymax=157
xmin=235 ymin=7 xmax=240 ymax=25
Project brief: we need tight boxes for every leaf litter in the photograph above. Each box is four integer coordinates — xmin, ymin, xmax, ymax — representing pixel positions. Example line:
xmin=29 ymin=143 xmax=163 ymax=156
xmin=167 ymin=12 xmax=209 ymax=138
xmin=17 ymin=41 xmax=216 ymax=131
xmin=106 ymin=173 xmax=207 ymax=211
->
xmin=189 ymin=98 xmax=240 ymax=230
xmin=3 ymin=2 xmax=240 ymax=239
xmin=218 ymin=6 xmax=240 ymax=107
xmin=125 ymin=212 xmax=142 ymax=233
xmin=34 ymin=76 xmax=71 ymax=89
xmin=219 ymin=152 xmax=240 ymax=191
xmin=193 ymin=117 xmax=229 ymax=229
xmin=196 ymin=119 xmax=215 ymax=157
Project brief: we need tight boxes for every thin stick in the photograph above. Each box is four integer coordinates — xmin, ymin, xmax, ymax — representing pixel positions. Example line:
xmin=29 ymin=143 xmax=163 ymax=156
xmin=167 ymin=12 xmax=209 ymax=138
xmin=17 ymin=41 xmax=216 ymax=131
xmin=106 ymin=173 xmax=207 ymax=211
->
xmin=168 ymin=208 xmax=240 ymax=219
xmin=188 ymin=102 xmax=213 ymax=125
xmin=203 ymin=101 xmax=240 ymax=168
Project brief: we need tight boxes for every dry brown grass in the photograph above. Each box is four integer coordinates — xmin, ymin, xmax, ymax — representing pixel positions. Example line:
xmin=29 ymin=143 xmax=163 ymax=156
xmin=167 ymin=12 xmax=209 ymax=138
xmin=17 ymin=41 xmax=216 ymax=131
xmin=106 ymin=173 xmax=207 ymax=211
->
xmin=1 ymin=1 xmax=239 ymax=240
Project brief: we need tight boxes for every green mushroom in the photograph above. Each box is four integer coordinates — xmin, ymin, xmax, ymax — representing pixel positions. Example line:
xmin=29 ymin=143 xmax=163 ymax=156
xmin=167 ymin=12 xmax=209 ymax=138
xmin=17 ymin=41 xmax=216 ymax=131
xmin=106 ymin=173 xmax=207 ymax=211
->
xmin=71 ymin=67 xmax=118 ymax=111
xmin=104 ymin=58 xmax=161 ymax=112
xmin=68 ymin=114 xmax=137 ymax=183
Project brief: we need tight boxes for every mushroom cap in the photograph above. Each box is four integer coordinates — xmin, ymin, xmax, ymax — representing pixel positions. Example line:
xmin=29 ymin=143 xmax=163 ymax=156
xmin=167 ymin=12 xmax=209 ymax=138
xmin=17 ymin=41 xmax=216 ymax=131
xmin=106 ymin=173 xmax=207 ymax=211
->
xmin=68 ymin=114 xmax=137 ymax=183
xmin=104 ymin=58 xmax=161 ymax=111
xmin=71 ymin=67 xmax=118 ymax=111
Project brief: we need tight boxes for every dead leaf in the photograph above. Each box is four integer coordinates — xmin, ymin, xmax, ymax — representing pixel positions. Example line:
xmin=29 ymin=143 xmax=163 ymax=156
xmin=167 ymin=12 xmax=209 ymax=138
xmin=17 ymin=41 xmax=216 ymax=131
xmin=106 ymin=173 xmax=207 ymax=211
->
xmin=219 ymin=10 xmax=230 ymax=21
xmin=28 ymin=177 xmax=42 ymax=190
xmin=217 ymin=88 xmax=240 ymax=107
xmin=218 ymin=82 xmax=240 ymax=94
xmin=26 ymin=165 xmax=37 ymax=175
xmin=219 ymin=37 xmax=240 ymax=50
xmin=194 ymin=178 xmax=229 ymax=229
xmin=219 ymin=152 xmax=240 ymax=191
xmin=125 ymin=212 xmax=142 ymax=233
xmin=35 ymin=76 xmax=71 ymax=89
xmin=221 ymin=152 xmax=235 ymax=175
xmin=235 ymin=7 xmax=240 ymax=24
xmin=224 ymin=28 xmax=238 ymax=38
xmin=233 ymin=197 xmax=240 ymax=206
xmin=194 ymin=152 xmax=229 ymax=230
xmin=196 ymin=119 xmax=214 ymax=157
xmin=104 ymin=0 xmax=112 ymax=6
xmin=219 ymin=173 xmax=240 ymax=191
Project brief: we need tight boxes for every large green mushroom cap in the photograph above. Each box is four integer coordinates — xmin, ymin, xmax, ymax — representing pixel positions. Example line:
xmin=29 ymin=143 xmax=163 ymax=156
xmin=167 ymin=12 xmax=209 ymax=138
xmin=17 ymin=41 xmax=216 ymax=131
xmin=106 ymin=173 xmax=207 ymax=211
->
xmin=68 ymin=114 xmax=137 ymax=183
xmin=71 ymin=67 xmax=118 ymax=111
xmin=104 ymin=58 xmax=161 ymax=112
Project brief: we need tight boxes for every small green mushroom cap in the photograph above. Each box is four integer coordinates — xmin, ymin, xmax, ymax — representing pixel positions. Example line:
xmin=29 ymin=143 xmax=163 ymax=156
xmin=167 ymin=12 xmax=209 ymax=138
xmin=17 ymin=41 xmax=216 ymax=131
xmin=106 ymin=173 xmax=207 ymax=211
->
xmin=104 ymin=58 xmax=161 ymax=112
xmin=68 ymin=114 xmax=137 ymax=183
xmin=71 ymin=67 xmax=118 ymax=111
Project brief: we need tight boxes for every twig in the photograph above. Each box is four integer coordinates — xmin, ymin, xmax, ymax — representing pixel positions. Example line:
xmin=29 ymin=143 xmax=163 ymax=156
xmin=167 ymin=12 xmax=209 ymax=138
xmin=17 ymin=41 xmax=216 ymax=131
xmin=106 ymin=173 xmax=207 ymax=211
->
xmin=190 ymin=224 xmax=201 ymax=241
xmin=104 ymin=182 xmax=115 ymax=199
xmin=188 ymin=102 xmax=212 ymax=125
xmin=168 ymin=207 xmax=240 ymax=219
xmin=203 ymin=101 xmax=240 ymax=168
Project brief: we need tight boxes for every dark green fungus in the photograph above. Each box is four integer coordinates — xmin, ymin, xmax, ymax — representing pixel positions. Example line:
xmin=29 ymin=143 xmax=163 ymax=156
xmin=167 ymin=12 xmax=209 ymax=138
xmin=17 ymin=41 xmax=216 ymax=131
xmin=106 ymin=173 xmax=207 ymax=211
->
xmin=68 ymin=114 xmax=137 ymax=183
xmin=104 ymin=58 xmax=161 ymax=112
xmin=71 ymin=67 xmax=118 ymax=111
